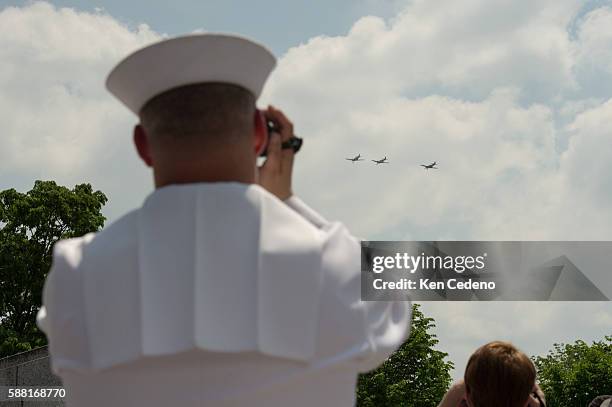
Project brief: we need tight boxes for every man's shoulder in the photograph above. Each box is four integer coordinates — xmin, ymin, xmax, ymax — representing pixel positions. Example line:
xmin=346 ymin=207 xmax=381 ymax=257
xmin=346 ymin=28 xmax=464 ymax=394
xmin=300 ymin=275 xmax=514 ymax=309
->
xmin=53 ymin=209 xmax=139 ymax=269
xmin=257 ymin=189 xmax=362 ymax=262
xmin=252 ymin=186 xmax=328 ymax=238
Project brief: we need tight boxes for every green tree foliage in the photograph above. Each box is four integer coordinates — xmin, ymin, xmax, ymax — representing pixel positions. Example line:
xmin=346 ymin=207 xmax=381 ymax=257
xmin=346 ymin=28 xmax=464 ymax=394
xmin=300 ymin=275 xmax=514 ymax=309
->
xmin=534 ymin=336 xmax=612 ymax=407
xmin=356 ymin=304 xmax=454 ymax=407
xmin=0 ymin=180 xmax=107 ymax=357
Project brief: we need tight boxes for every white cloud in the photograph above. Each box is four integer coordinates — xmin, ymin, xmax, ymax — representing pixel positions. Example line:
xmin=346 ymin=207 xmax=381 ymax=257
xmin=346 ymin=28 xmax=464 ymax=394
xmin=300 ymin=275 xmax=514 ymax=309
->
xmin=266 ymin=0 xmax=579 ymax=111
xmin=0 ymin=1 xmax=161 ymax=219
xmin=268 ymin=87 xmax=560 ymax=239
xmin=561 ymin=100 xmax=612 ymax=210
xmin=420 ymin=301 xmax=612 ymax=379
xmin=1 ymin=0 xmax=611 ymax=380
xmin=575 ymin=6 xmax=612 ymax=76
xmin=260 ymin=1 xmax=612 ymax=242
xmin=259 ymin=0 xmax=612 ymax=377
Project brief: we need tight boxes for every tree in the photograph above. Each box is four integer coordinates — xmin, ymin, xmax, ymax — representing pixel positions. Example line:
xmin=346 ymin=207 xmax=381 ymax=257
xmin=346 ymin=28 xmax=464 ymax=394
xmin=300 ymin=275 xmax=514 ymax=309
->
xmin=356 ymin=304 xmax=454 ymax=407
xmin=0 ymin=180 xmax=107 ymax=357
xmin=534 ymin=336 xmax=612 ymax=407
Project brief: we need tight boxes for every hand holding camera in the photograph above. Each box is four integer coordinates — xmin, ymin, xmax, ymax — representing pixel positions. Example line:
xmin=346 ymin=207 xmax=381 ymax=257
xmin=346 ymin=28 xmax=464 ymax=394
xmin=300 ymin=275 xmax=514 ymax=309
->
xmin=257 ymin=105 xmax=301 ymax=200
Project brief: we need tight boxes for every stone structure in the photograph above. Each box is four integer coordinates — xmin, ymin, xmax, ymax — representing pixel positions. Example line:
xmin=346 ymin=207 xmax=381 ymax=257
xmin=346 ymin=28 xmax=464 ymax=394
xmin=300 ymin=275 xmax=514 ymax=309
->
xmin=0 ymin=346 xmax=64 ymax=406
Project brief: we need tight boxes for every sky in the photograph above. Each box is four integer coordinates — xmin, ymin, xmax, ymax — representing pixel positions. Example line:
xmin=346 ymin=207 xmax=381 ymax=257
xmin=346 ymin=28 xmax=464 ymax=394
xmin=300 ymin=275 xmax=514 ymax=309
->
xmin=0 ymin=0 xmax=611 ymax=381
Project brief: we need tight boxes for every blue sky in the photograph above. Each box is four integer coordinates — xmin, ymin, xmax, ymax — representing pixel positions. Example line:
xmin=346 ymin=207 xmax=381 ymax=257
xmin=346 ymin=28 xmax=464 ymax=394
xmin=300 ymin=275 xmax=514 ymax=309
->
xmin=1 ymin=0 xmax=611 ymax=381
xmin=0 ymin=0 xmax=402 ymax=55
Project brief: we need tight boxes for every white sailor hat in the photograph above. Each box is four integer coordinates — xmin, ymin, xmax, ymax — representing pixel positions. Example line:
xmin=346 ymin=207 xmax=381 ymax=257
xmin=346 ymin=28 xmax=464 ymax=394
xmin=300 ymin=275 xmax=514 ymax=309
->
xmin=105 ymin=33 xmax=277 ymax=115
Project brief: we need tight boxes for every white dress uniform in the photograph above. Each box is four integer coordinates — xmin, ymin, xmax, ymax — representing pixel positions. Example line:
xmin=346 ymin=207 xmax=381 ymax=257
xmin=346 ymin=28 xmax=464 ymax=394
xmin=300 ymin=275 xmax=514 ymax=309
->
xmin=36 ymin=33 xmax=411 ymax=406
xmin=37 ymin=184 xmax=410 ymax=406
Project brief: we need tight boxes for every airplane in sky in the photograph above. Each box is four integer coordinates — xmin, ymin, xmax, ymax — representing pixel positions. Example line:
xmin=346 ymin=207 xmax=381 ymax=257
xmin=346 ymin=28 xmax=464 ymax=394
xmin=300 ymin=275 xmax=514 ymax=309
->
xmin=345 ymin=154 xmax=364 ymax=162
xmin=372 ymin=157 xmax=389 ymax=165
xmin=420 ymin=161 xmax=438 ymax=170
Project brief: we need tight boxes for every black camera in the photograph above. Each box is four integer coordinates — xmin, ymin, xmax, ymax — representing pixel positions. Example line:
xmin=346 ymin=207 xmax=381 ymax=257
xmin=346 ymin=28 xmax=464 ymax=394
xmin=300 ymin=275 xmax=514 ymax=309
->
xmin=260 ymin=120 xmax=303 ymax=157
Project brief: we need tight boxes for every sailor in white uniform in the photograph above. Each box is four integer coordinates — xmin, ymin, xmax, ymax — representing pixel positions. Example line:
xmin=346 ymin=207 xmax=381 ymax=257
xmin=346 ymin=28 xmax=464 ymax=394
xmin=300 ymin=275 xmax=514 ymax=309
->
xmin=36 ymin=33 xmax=411 ymax=406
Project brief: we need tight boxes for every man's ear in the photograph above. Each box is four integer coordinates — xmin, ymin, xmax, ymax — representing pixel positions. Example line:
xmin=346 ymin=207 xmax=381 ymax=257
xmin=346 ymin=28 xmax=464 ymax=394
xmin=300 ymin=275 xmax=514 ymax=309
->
xmin=133 ymin=124 xmax=153 ymax=167
xmin=253 ymin=109 xmax=268 ymax=156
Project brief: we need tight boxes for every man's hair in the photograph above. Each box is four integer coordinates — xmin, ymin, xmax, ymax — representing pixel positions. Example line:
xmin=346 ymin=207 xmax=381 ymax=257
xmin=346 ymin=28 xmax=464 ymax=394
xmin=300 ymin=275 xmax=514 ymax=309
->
xmin=138 ymin=82 xmax=256 ymax=146
xmin=464 ymin=341 xmax=536 ymax=407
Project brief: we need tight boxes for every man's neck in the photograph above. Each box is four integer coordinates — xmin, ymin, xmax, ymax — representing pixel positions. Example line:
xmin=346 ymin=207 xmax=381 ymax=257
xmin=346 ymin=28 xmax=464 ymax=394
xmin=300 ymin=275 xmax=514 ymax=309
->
xmin=153 ymin=151 xmax=257 ymax=188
